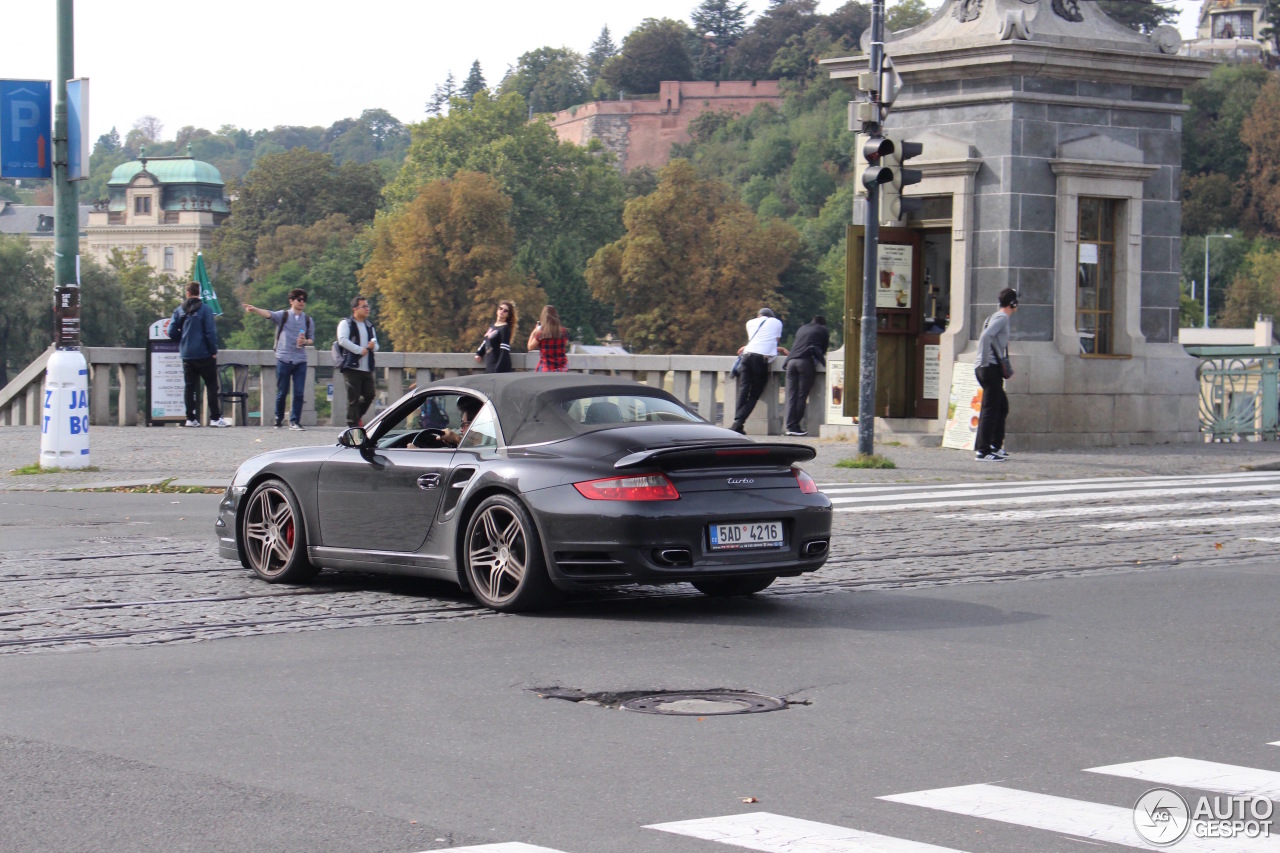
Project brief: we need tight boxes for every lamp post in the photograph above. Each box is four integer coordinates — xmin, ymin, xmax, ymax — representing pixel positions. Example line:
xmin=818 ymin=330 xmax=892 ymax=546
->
xmin=1204 ymin=234 xmax=1232 ymax=329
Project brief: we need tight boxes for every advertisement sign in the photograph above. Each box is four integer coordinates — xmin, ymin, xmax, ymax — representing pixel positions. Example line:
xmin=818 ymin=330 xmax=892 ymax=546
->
xmin=146 ymin=317 xmax=186 ymax=424
xmin=825 ymin=355 xmax=854 ymax=426
xmin=876 ymin=243 xmax=913 ymax=310
xmin=66 ymin=78 xmax=89 ymax=181
xmin=942 ymin=360 xmax=983 ymax=450
xmin=0 ymin=80 xmax=52 ymax=179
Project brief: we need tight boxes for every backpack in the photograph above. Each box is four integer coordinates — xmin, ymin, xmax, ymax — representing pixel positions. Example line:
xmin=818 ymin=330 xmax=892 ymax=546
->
xmin=331 ymin=318 xmax=371 ymax=372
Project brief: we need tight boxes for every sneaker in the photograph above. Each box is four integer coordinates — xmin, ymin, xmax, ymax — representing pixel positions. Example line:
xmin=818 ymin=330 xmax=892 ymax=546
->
xmin=273 ymin=420 xmax=283 ymax=429
xmin=729 ymin=422 xmax=746 ymax=435
xmin=785 ymin=429 xmax=808 ymax=436
xmin=975 ymin=453 xmax=1005 ymax=462
xmin=992 ymin=448 xmax=1010 ymax=459
xmin=182 ymin=419 xmax=201 ymax=428
xmin=289 ymin=422 xmax=305 ymax=431
xmin=209 ymin=418 xmax=231 ymax=428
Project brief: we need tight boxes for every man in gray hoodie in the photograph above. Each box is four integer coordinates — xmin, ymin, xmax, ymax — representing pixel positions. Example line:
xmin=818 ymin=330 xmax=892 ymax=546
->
xmin=974 ymin=287 xmax=1017 ymax=461
xmin=169 ymin=281 xmax=229 ymax=428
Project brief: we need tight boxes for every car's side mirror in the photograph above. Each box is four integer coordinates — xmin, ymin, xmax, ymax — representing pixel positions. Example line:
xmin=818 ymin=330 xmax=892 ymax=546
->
xmin=339 ymin=427 xmax=369 ymax=449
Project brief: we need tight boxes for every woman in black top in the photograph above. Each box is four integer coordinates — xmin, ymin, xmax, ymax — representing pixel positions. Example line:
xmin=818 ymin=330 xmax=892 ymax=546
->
xmin=475 ymin=300 xmax=517 ymax=373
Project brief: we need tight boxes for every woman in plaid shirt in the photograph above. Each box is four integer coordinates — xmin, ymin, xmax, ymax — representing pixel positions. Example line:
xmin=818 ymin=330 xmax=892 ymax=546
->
xmin=527 ymin=305 xmax=569 ymax=372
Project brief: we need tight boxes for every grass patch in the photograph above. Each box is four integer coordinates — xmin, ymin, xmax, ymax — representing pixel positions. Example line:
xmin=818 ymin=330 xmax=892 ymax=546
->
xmin=835 ymin=454 xmax=897 ymax=469
xmin=85 ymin=478 xmax=224 ymax=495
xmin=11 ymin=464 xmax=101 ymax=475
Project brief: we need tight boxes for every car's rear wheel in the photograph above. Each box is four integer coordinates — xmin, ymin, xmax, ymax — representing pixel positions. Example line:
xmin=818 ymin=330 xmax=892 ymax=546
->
xmin=692 ymin=574 xmax=777 ymax=597
xmin=463 ymin=494 xmax=556 ymax=612
xmin=240 ymin=479 xmax=319 ymax=583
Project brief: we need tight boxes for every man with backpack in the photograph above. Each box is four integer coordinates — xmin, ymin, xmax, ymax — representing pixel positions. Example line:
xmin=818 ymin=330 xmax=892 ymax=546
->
xmin=335 ymin=295 xmax=379 ymax=428
xmin=245 ymin=288 xmax=313 ymax=430
xmin=169 ymin=281 xmax=230 ymax=428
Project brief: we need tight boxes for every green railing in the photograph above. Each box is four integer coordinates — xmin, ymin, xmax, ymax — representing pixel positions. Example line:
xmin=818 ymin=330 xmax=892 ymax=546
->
xmin=1185 ymin=346 xmax=1280 ymax=441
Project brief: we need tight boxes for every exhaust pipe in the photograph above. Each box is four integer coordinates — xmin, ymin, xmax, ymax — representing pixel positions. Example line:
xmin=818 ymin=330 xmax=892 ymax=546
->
xmin=656 ymin=548 xmax=692 ymax=566
xmin=802 ymin=540 xmax=828 ymax=556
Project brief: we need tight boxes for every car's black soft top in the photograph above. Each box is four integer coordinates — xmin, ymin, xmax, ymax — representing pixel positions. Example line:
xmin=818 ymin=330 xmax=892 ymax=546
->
xmin=424 ymin=372 xmax=695 ymax=446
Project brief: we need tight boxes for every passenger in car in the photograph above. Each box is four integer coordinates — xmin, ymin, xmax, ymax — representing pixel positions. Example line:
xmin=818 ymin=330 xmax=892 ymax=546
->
xmin=412 ymin=396 xmax=482 ymax=448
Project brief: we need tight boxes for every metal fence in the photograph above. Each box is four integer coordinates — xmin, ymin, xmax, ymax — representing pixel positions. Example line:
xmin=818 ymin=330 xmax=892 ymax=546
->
xmin=1186 ymin=346 xmax=1280 ymax=441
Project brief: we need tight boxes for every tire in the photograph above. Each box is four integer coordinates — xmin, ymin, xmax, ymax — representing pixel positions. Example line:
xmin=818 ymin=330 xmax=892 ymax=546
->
xmin=240 ymin=478 xmax=319 ymax=583
xmin=463 ymin=494 xmax=557 ymax=612
xmin=692 ymin=574 xmax=777 ymax=597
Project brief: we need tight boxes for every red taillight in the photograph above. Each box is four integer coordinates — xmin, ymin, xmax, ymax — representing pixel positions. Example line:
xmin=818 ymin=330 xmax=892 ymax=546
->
xmin=574 ymin=473 xmax=680 ymax=501
xmin=793 ymin=467 xmax=818 ymax=494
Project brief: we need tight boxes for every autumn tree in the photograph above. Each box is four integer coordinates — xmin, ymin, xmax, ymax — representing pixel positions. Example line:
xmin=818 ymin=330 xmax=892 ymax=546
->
xmin=1221 ymin=242 xmax=1280 ymax=327
xmin=255 ymin=213 xmax=360 ymax=279
xmin=1240 ymin=77 xmax=1280 ymax=235
xmin=359 ymin=172 xmax=546 ymax=352
xmin=586 ymin=159 xmax=798 ymax=354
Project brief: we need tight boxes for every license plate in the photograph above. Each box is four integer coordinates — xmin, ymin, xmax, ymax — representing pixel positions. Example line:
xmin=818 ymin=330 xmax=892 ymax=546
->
xmin=708 ymin=520 xmax=784 ymax=550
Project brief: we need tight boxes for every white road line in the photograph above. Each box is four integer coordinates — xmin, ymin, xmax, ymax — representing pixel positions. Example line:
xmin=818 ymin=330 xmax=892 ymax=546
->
xmin=880 ymin=784 xmax=1280 ymax=851
xmin=1082 ymin=513 xmax=1280 ymax=531
xmin=940 ymin=498 xmax=1280 ymax=522
xmin=827 ymin=477 xmax=1280 ymax=504
xmin=440 ymin=840 xmax=570 ymax=845
xmin=818 ymin=472 xmax=1280 ymax=496
xmin=647 ymin=811 xmax=970 ymax=852
xmin=1087 ymin=756 xmax=1280 ymax=799
xmin=835 ymin=484 xmax=1280 ymax=513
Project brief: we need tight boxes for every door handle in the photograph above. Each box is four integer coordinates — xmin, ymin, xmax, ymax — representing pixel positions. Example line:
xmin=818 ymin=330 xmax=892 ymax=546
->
xmin=417 ymin=473 xmax=440 ymax=490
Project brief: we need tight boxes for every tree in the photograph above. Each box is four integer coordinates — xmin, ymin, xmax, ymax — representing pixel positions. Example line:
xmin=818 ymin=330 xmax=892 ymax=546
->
xmin=132 ymin=115 xmax=164 ymax=144
xmin=359 ymin=172 xmax=545 ymax=352
xmin=1221 ymin=240 xmax=1280 ymax=327
xmin=79 ymin=255 xmax=134 ymax=349
xmin=96 ymin=128 xmax=121 ymax=152
xmin=691 ymin=0 xmax=750 ymax=80
xmin=585 ymin=159 xmax=799 ymax=354
xmin=885 ymin=0 xmax=932 ymax=32
xmin=0 ymin=236 xmax=51 ymax=386
xmin=324 ymin=109 xmax=409 ymax=166
xmin=1240 ymin=77 xmax=1280 ymax=235
xmin=426 ymin=72 xmax=458 ymax=117
xmin=461 ymin=61 xmax=487 ymax=101
xmin=1261 ymin=0 xmax=1280 ymax=51
xmin=499 ymin=47 xmax=590 ymax=114
xmin=1097 ymin=0 xmax=1178 ymax=33
xmin=725 ymin=0 xmax=820 ymax=80
xmin=586 ymin=27 xmax=618 ymax=86
xmin=601 ymin=18 xmax=694 ymax=96
xmin=210 ymin=148 xmax=383 ymax=279
xmin=106 ymin=248 xmax=183 ymax=348
xmin=255 ymin=213 xmax=359 ymax=279
xmin=1183 ymin=63 xmax=1268 ymax=180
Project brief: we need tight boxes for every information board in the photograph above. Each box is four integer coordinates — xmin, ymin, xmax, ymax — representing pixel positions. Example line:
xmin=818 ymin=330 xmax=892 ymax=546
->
xmin=941 ymin=360 xmax=984 ymax=451
xmin=146 ymin=317 xmax=186 ymax=425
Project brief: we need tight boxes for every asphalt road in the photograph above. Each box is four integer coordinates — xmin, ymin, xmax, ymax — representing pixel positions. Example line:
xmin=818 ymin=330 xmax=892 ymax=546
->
xmin=1 ymin=478 xmax=1279 ymax=852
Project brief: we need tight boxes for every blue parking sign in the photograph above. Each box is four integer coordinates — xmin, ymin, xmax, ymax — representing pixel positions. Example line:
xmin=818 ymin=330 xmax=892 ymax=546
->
xmin=1 ymin=80 xmax=52 ymax=179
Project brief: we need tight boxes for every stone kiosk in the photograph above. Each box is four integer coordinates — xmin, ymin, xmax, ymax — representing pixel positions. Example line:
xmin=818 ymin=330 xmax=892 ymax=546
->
xmin=823 ymin=0 xmax=1214 ymax=448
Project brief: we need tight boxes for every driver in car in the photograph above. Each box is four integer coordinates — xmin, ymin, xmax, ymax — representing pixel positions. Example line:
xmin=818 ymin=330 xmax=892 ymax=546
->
xmin=411 ymin=396 xmax=481 ymax=449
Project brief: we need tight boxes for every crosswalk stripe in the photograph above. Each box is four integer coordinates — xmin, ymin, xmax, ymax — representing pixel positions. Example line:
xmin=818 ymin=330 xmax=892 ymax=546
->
xmin=1087 ymin=756 xmax=1280 ymax=799
xmin=1082 ymin=513 xmax=1280 ymax=531
xmin=941 ymin=497 xmax=1280 ymax=522
xmin=818 ymin=472 xmax=1280 ymax=497
xmin=835 ymin=484 xmax=1280 ymax=513
xmin=880 ymin=784 xmax=1280 ymax=851
xmin=440 ymin=840 xmax=570 ymax=845
xmin=647 ymin=811 xmax=970 ymax=852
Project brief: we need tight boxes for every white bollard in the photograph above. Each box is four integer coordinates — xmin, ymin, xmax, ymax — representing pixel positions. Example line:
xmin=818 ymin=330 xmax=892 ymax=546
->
xmin=39 ymin=349 xmax=91 ymax=469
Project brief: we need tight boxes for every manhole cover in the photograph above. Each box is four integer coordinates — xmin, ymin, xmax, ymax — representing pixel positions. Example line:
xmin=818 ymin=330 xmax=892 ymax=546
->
xmin=619 ymin=691 xmax=786 ymax=716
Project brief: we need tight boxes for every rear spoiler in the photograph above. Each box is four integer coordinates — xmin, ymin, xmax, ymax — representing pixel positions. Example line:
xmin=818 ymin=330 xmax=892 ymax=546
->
xmin=614 ymin=442 xmax=816 ymax=470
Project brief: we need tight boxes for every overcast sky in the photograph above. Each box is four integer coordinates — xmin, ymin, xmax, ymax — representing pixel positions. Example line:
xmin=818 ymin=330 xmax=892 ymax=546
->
xmin=5 ymin=1 xmax=1200 ymax=141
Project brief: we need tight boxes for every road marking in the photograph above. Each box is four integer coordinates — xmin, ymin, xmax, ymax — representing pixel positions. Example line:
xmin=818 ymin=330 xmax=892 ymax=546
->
xmin=940 ymin=497 xmax=1280 ymax=522
xmin=647 ymin=811 xmax=970 ymax=852
xmin=818 ymin=472 xmax=1280 ymax=496
xmin=440 ymin=840 xmax=570 ymax=845
xmin=835 ymin=484 xmax=1280 ymax=513
xmin=881 ymin=784 xmax=1280 ymax=851
xmin=1087 ymin=756 xmax=1280 ymax=799
xmin=1082 ymin=513 xmax=1280 ymax=531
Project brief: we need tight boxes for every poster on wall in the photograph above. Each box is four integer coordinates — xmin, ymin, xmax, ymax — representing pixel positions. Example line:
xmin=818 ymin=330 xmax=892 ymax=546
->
xmin=146 ymin=317 xmax=186 ymax=425
xmin=826 ymin=357 xmax=854 ymax=426
xmin=876 ymin=243 xmax=913 ymax=310
xmin=923 ymin=344 xmax=941 ymax=400
xmin=942 ymin=360 xmax=984 ymax=450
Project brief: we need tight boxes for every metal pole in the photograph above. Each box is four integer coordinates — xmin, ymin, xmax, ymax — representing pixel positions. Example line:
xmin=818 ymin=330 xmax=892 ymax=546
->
xmin=1203 ymin=239 xmax=1210 ymax=330
xmin=53 ymin=0 xmax=79 ymax=304
xmin=857 ymin=0 xmax=885 ymax=457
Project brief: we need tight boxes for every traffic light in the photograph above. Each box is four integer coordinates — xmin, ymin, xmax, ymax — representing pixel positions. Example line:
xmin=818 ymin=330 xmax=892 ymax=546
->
xmin=859 ymin=134 xmax=894 ymax=192
xmin=879 ymin=138 xmax=924 ymax=223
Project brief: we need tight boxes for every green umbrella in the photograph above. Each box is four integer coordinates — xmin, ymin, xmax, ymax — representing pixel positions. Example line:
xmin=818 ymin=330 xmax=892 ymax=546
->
xmin=194 ymin=252 xmax=222 ymax=316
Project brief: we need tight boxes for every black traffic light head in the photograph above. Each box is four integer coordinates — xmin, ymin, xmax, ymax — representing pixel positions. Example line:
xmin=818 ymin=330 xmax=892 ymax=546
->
xmin=860 ymin=135 xmax=895 ymax=190
xmin=879 ymin=137 xmax=925 ymax=223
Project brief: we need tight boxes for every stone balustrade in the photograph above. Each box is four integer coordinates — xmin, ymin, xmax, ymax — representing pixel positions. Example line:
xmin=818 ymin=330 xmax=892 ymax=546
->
xmin=0 ymin=347 xmax=828 ymax=436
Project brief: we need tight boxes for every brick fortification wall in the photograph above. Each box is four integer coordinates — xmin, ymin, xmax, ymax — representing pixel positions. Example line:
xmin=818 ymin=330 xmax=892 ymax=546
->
xmin=549 ymin=80 xmax=783 ymax=172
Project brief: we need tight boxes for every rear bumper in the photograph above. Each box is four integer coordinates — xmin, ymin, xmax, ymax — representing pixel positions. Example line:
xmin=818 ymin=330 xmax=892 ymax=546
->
xmin=523 ymin=485 xmax=832 ymax=590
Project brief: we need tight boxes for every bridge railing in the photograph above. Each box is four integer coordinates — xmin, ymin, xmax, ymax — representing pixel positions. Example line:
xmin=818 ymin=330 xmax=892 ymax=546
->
xmin=1186 ymin=345 xmax=1280 ymax=441
xmin=0 ymin=348 xmax=827 ymax=436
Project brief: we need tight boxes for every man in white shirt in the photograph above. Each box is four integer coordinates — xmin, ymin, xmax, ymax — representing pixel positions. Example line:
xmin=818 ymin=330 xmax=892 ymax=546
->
xmin=337 ymin=296 xmax=380 ymax=428
xmin=730 ymin=307 xmax=788 ymax=434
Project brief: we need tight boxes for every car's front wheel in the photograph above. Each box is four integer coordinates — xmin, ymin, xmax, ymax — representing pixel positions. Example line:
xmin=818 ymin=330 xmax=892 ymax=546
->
xmin=692 ymin=574 xmax=777 ymax=597
xmin=463 ymin=494 xmax=557 ymax=612
xmin=240 ymin=479 xmax=319 ymax=583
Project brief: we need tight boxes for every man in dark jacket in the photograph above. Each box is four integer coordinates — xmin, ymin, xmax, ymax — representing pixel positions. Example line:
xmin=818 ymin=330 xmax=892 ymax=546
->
xmin=783 ymin=316 xmax=830 ymax=436
xmin=169 ymin=281 xmax=228 ymax=428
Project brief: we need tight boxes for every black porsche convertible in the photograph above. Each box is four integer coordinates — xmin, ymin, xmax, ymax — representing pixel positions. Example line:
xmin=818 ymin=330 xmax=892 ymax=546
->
xmin=216 ymin=373 xmax=832 ymax=612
